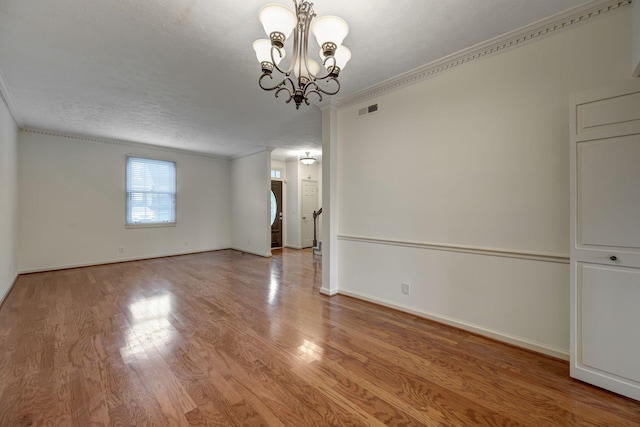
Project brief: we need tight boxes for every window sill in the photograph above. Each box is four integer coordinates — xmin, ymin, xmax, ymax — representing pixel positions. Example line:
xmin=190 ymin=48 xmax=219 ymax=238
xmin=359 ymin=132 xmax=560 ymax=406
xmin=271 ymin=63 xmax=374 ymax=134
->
xmin=125 ymin=222 xmax=176 ymax=229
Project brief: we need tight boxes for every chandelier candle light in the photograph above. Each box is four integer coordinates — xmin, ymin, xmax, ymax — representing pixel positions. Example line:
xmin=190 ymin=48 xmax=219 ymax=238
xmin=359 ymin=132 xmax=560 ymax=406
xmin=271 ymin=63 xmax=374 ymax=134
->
xmin=253 ymin=1 xmax=351 ymax=109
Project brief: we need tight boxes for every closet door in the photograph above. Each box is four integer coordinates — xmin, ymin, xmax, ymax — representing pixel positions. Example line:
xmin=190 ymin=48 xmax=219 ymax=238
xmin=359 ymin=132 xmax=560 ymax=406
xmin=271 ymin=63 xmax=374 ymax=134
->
xmin=570 ymin=81 xmax=640 ymax=401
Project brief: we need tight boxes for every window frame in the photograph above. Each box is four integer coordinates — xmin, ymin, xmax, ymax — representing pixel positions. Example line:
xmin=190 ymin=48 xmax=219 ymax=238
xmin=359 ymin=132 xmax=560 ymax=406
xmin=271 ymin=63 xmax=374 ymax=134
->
xmin=271 ymin=169 xmax=283 ymax=179
xmin=125 ymin=156 xmax=177 ymax=228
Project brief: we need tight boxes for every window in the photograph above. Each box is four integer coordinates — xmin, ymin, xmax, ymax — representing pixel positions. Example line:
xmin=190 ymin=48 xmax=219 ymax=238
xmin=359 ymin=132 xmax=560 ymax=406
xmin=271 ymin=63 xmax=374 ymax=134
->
xmin=271 ymin=169 xmax=282 ymax=179
xmin=126 ymin=157 xmax=176 ymax=225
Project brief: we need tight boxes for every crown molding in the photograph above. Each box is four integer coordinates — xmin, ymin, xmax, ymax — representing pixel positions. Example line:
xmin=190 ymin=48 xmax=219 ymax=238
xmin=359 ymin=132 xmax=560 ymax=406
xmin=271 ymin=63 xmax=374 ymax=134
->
xmin=316 ymin=98 xmax=339 ymax=111
xmin=336 ymin=0 xmax=632 ymax=109
xmin=230 ymin=146 xmax=270 ymax=160
xmin=0 ymin=65 xmax=22 ymax=127
xmin=20 ymin=128 xmax=229 ymax=160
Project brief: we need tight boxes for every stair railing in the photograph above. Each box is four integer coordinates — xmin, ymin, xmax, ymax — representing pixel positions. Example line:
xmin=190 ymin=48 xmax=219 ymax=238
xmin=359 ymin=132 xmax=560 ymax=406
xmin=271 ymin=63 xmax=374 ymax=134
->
xmin=312 ymin=207 xmax=322 ymax=248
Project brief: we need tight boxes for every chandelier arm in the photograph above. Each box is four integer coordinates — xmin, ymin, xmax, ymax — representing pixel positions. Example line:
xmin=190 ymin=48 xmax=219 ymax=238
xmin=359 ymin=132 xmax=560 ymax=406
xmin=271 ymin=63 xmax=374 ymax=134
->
xmin=284 ymin=76 xmax=297 ymax=94
xmin=269 ymin=46 xmax=289 ymax=75
xmin=258 ymin=73 xmax=290 ymax=92
xmin=303 ymin=80 xmax=319 ymax=93
xmin=313 ymin=56 xmax=337 ymax=80
xmin=309 ymin=76 xmax=341 ymax=96
xmin=275 ymin=87 xmax=294 ymax=103
xmin=302 ymin=81 xmax=324 ymax=104
xmin=304 ymin=89 xmax=323 ymax=104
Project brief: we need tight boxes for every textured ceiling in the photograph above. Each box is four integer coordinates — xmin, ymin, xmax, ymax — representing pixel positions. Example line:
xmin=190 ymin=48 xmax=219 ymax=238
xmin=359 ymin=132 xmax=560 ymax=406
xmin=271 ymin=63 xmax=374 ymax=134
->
xmin=0 ymin=0 xmax=593 ymax=159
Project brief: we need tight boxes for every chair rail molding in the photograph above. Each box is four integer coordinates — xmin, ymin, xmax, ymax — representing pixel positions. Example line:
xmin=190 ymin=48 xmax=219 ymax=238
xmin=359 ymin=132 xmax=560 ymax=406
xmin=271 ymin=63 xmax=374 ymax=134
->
xmin=338 ymin=235 xmax=569 ymax=264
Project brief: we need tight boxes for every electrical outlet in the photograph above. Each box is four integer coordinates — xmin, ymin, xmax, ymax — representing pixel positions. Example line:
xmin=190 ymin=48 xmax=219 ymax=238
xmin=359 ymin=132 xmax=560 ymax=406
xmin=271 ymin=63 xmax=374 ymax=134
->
xmin=401 ymin=282 xmax=411 ymax=295
xmin=118 ymin=247 xmax=124 ymax=254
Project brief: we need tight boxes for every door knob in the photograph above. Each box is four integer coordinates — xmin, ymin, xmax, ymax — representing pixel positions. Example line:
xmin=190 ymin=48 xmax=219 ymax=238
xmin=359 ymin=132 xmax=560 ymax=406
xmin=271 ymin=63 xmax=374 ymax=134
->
xmin=610 ymin=256 xmax=617 ymax=261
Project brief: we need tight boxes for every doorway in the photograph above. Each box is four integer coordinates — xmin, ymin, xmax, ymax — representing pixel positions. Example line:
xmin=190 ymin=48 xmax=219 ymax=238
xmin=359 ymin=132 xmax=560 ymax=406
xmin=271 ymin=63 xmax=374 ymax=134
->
xmin=301 ymin=180 xmax=318 ymax=248
xmin=271 ymin=180 xmax=283 ymax=248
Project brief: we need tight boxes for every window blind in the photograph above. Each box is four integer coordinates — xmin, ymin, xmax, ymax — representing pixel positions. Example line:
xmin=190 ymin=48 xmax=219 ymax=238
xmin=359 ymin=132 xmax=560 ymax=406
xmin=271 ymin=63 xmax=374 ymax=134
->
xmin=126 ymin=157 xmax=176 ymax=224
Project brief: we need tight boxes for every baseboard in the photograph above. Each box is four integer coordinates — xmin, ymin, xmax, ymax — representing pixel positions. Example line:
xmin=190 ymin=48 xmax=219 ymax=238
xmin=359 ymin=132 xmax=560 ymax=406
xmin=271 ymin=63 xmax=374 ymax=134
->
xmin=0 ymin=273 xmax=19 ymax=309
xmin=285 ymin=245 xmax=303 ymax=249
xmin=19 ymin=248 xmax=230 ymax=274
xmin=319 ymin=287 xmax=338 ymax=297
xmin=230 ymin=248 xmax=273 ymax=258
xmin=338 ymin=289 xmax=570 ymax=361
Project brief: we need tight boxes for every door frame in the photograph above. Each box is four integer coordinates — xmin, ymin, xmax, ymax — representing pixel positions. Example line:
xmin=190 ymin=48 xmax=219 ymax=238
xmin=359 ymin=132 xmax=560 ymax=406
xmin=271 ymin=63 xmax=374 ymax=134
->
xmin=300 ymin=179 xmax=319 ymax=249
xmin=570 ymin=80 xmax=640 ymax=401
xmin=270 ymin=179 xmax=284 ymax=249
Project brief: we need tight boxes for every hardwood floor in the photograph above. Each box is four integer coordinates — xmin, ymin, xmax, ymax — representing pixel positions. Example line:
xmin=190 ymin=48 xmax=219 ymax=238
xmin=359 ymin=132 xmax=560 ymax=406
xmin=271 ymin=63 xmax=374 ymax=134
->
xmin=0 ymin=249 xmax=639 ymax=426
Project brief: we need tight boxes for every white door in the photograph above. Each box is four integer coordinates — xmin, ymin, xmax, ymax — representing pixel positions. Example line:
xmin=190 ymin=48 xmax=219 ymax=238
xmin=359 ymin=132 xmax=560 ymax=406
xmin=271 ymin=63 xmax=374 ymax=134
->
xmin=301 ymin=180 xmax=318 ymax=248
xmin=570 ymin=81 xmax=640 ymax=401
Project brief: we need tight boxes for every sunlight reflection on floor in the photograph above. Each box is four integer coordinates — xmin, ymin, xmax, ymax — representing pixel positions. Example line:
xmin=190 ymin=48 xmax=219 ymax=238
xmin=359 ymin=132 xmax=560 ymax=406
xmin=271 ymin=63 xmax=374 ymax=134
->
xmin=297 ymin=339 xmax=324 ymax=363
xmin=121 ymin=294 xmax=176 ymax=361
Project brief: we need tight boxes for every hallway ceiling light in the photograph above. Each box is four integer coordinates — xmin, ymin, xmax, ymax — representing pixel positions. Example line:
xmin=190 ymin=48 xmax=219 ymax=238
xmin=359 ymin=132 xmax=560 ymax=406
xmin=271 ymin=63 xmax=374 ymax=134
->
xmin=300 ymin=152 xmax=316 ymax=165
xmin=253 ymin=1 xmax=351 ymax=109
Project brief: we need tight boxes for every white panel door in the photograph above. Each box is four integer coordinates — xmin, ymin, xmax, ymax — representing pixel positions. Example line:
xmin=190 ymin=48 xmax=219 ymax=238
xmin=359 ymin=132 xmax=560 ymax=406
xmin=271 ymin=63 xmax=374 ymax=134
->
xmin=301 ymin=180 xmax=318 ymax=249
xmin=579 ymin=264 xmax=640 ymax=382
xmin=576 ymin=136 xmax=640 ymax=260
xmin=570 ymin=81 xmax=640 ymax=401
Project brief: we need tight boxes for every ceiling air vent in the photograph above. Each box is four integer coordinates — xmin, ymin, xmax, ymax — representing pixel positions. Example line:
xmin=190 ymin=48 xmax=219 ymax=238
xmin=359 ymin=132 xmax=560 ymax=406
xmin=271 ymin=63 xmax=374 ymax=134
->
xmin=358 ymin=103 xmax=379 ymax=117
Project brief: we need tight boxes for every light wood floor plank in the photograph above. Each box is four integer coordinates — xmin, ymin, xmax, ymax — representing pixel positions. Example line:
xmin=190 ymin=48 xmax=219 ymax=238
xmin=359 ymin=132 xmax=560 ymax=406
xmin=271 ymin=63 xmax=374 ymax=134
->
xmin=0 ymin=248 xmax=639 ymax=426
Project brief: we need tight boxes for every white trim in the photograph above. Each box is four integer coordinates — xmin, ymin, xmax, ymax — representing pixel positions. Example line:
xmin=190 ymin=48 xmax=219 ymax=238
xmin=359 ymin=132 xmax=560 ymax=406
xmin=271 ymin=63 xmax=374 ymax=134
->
xmin=338 ymin=289 xmax=570 ymax=360
xmin=20 ymin=128 xmax=228 ymax=160
xmin=319 ymin=287 xmax=338 ymax=297
xmin=0 ymin=274 xmax=18 ymax=306
xmin=339 ymin=235 xmax=569 ymax=264
xmin=230 ymin=147 xmax=270 ymax=160
xmin=285 ymin=244 xmax=303 ymax=250
xmin=316 ymin=98 xmax=340 ymax=111
xmin=336 ymin=0 xmax=632 ymax=108
xmin=230 ymin=248 xmax=273 ymax=258
xmin=125 ymin=222 xmax=176 ymax=229
xmin=18 ymin=248 xmax=230 ymax=274
xmin=0 ymin=65 xmax=22 ymax=127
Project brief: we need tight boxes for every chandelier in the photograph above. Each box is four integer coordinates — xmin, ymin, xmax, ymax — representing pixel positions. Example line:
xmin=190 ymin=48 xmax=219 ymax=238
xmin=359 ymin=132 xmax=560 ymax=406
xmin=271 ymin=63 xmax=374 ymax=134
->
xmin=253 ymin=1 xmax=351 ymax=109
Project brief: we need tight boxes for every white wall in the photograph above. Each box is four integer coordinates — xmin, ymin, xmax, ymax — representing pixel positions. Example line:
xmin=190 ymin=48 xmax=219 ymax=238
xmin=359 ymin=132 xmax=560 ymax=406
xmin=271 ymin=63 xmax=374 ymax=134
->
xmin=299 ymin=160 xmax=320 ymax=181
xmin=231 ymin=150 xmax=271 ymax=256
xmin=335 ymin=10 xmax=633 ymax=358
xmin=634 ymin=0 xmax=640 ymax=76
xmin=0 ymin=99 xmax=18 ymax=303
xmin=18 ymin=130 xmax=231 ymax=272
xmin=285 ymin=158 xmax=300 ymax=248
